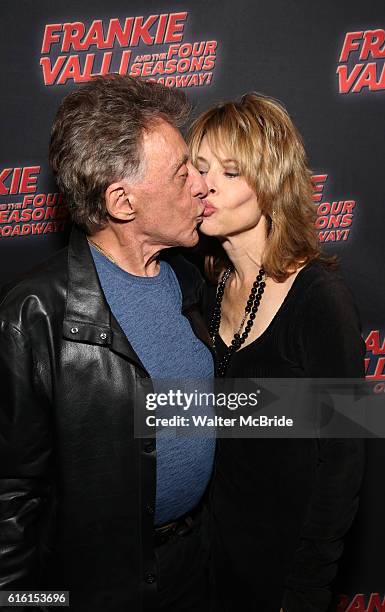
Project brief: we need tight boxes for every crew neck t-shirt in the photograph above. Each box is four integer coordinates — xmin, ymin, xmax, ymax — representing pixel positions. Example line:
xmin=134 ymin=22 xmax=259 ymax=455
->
xmin=91 ymin=246 xmax=215 ymax=525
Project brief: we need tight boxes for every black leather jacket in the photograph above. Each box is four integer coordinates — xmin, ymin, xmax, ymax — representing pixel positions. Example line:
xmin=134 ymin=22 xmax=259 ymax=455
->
xmin=0 ymin=225 xmax=212 ymax=611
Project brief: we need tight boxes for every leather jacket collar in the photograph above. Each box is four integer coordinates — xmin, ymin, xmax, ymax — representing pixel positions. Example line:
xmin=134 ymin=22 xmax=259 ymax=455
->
xmin=62 ymin=225 xmax=207 ymax=368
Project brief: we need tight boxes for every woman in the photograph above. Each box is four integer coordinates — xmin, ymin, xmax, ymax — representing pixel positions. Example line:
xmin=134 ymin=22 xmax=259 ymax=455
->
xmin=188 ymin=94 xmax=365 ymax=612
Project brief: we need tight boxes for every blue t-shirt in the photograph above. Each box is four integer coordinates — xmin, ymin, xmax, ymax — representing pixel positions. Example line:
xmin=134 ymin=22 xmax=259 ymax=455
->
xmin=91 ymin=247 xmax=215 ymax=525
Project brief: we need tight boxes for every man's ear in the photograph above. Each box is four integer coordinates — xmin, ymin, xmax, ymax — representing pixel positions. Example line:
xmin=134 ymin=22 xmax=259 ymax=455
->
xmin=105 ymin=181 xmax=136 ymax=221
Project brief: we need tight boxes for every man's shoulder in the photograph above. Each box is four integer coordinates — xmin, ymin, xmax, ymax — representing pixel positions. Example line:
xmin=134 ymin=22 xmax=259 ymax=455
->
xmin=0 ymin=247 xmax=69 ymax=328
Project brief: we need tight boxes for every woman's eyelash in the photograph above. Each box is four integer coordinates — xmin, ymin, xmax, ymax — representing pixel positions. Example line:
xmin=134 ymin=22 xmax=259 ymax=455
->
xmin=197 ymin=169 xmax=240 ymax=177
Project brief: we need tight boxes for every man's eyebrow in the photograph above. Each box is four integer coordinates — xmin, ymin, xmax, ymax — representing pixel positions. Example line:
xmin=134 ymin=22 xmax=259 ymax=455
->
xmin=172 ymin=153 xmax=189 ymax=175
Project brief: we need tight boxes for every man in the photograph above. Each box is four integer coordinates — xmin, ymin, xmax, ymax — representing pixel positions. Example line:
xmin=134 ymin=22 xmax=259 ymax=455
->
xmin=0 ymin=75 xmax=214 ymax=611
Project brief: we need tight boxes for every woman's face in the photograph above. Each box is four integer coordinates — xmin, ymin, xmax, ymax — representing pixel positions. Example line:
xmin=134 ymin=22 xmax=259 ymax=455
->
xmin=196 ymin=136 xmax=262 ymax=238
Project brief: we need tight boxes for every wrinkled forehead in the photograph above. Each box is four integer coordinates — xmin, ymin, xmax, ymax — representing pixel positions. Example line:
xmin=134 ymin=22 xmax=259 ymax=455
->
xmin=141 ymin=118 xmax=188 ymax=168
xmin=143 ymin=118 xmax=185 ymax=149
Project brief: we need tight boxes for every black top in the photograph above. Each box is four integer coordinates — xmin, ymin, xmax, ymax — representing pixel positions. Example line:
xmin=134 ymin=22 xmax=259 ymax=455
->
xmin=205 ymin=260 xmax=365 ymax=612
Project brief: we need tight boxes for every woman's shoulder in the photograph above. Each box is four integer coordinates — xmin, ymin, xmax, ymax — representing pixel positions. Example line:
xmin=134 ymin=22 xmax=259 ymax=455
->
xmin=291 ymin=258 xmax=361 ymax=329
xmin=290 ymin=259 xmax=365 ymax=377
xmin=293 ymin=259 xmax=354 ymax=304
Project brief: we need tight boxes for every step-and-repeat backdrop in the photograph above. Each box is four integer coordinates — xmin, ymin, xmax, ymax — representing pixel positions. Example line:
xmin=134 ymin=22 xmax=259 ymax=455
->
xmin=1 ymin=1 xmax=384 ymax=609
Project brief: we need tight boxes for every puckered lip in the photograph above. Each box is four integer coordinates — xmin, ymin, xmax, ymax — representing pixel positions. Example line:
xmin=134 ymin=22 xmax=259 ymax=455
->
xmin=201 ymin=199 xmax=216 ymax=217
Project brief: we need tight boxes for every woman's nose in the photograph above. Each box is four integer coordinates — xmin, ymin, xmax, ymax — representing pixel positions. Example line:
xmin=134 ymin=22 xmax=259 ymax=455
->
xmin=206 ymin=173 xmax=217 ymax=193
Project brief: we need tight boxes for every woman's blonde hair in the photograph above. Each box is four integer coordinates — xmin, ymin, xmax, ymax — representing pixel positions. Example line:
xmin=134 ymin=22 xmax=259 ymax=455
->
xmin=188 ymin=93 xmax=328 ymax=282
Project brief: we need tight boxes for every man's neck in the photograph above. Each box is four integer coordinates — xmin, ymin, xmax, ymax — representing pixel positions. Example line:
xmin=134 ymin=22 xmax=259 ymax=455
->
xmin=88 ymin=226 xmax=163 ymax=277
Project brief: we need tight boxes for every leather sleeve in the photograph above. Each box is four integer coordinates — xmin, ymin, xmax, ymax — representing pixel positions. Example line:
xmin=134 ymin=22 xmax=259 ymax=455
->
xmin=282 ymin=277 xmax=365 ymax=612
xmin=0 ymin=319 xmax=53 ymax=590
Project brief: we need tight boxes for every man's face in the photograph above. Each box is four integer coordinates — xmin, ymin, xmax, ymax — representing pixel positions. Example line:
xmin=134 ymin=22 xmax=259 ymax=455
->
xmin=129 ymin=119 xmax=208 ymax=248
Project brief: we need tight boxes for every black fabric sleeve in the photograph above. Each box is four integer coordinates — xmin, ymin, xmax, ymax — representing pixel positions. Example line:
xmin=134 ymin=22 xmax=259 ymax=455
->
xmin=296 ymin=276 xmax=366 ymax=379
xmin=282 ymin=277 xmax=365 ymax=612
xmin=0 ymin=320 xmax=53 ymax=592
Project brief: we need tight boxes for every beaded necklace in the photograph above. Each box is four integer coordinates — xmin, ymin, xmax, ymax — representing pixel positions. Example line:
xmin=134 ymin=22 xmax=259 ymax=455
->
xmin=209 ymin=267 xmax=266 ymax=376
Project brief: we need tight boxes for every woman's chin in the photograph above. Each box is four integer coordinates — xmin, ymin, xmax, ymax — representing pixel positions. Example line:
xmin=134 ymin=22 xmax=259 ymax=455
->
xmin=199 ymin=217 xmax=220 ymax=236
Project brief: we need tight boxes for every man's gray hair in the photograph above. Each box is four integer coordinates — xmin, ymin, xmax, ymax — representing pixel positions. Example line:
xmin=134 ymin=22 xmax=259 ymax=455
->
xmin=49 ymin=75 xmax=191 ymax=234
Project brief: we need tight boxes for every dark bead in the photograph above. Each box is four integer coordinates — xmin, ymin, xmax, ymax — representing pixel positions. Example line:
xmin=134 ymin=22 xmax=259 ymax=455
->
xmin=239 ymin=337 xmax=245 ymax=344
xmin=251 ymin=287 xmax=257 ymax=294
xmin=247 ymin=298 xmax=254 ymax=306
xmin=259 ymin=281 xmax=266 ymax=288
xmin=250 ymin=312 xmax=256 ymax=320
xmin=145 ymin=573 xmax=157 ymax=584
xmin=258 ymin=287 xmax=264 ymax=294
xmin=253 ymin=280 xmax=260 ymax=288
xmin=256 ymin=274 xmax=263 ymax=282
xmin=245 ymin=306 xmax=251 ymax=313
xmin=234 ymin=333 xmax=240 ymax=339
xmin=231 ymin=339 xmax=239 ymax=346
